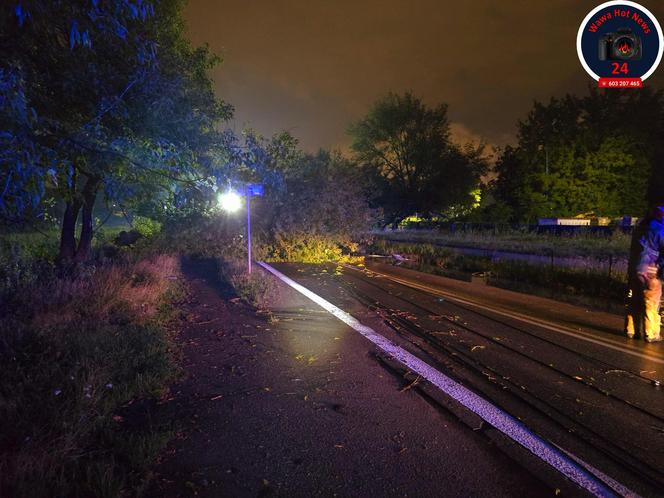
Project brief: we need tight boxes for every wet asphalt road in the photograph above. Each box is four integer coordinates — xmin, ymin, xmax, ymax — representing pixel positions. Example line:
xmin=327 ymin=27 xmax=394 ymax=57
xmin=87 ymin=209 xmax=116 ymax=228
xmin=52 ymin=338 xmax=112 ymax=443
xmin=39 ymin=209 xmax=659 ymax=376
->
xmin=269 ymin=262 xmax=664 ymax=497
xmin=149 ymin=259 xmax=553 ymax=497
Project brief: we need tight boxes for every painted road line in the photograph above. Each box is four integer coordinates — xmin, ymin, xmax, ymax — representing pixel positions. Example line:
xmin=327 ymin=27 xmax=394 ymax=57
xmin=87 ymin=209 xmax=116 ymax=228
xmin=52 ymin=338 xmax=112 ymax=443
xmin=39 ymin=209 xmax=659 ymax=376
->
xmin=258 ymin=261 xmax=635 ymax=498
xmin=352 ymin=265 xmax=664 ymax=366
xmin=553 ymin=442 xmax=640 ymax=498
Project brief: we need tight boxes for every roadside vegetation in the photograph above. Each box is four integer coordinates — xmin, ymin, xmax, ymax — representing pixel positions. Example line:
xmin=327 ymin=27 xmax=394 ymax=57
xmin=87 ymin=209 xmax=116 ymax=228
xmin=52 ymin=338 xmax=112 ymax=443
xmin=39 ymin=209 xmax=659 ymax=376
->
xmin=488 ymin=261 xmax=626 ymax=311
xmin=1 ymin=1 xmax=219 ymax=495
xmin=0 ymin=247 xmax=183 ymax=497
xmin=348 ymin=92 xmax=488 ymax=225
xmin=372 ymin=229 xmax=631 ymax=260
xmin=370 ymin=238 xmax=627 ymax=311
xmin=145 ymin=148 xmax=377 ymax=307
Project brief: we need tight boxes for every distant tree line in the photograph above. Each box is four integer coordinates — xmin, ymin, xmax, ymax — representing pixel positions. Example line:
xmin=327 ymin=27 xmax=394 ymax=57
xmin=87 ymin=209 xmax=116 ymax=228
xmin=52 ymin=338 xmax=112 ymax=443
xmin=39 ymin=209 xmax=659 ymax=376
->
xmin=347 ymin=88 xmax=664 ymax=226
xmin=489 ymin=88 xmax=664 ymax=223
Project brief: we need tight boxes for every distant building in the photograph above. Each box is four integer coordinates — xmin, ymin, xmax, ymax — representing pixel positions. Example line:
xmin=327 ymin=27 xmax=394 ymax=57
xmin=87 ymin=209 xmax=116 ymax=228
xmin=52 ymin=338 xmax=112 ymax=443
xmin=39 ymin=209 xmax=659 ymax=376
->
xmin=537 ymin=218 xmax=591 ymax=226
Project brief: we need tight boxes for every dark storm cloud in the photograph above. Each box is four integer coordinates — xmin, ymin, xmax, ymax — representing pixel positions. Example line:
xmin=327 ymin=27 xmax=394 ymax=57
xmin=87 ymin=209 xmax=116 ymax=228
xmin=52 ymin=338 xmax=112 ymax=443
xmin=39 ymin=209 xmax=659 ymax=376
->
xmin=185 ymin=0 xmax=664 ymax=151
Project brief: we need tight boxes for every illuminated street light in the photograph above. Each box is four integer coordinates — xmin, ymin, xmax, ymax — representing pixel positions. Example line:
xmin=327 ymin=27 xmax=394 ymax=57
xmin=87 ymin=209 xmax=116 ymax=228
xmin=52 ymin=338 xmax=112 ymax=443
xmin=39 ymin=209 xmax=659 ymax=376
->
xmin=218 ymin=184 xmax=263 ymax=274
xmin=218 ymin=190 xmax=243 ymax=213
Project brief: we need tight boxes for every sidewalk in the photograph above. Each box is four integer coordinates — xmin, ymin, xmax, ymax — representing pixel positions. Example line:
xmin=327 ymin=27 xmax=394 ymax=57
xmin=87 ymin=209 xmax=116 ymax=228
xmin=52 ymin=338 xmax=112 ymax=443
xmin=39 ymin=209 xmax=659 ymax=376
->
xmin=147 ymin=259 xmax=549 ymax=497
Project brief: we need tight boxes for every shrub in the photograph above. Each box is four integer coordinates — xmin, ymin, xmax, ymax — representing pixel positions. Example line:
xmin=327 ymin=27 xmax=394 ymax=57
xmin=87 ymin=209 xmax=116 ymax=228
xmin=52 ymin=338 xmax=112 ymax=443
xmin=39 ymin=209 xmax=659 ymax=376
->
xmin=256 ymin=150 xmax=376 ymax=263
xmin=148 ymin=213 xmax=246 ymax=260
xmin=132 ymin=216 xmax=162 ymax=238
xmin=264 ymin=232 xmax=344 ymax=263
xmin=0 ymin=234 xmax=58 ymax=299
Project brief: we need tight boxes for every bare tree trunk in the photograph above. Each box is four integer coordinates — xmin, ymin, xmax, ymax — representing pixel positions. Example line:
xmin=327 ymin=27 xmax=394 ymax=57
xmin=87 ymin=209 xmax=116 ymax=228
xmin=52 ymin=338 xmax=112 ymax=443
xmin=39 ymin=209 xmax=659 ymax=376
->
xmin=58 ymin=200 xmax=81 ymax=262
xmin=74 ymin=177 xmax=100 ymax=262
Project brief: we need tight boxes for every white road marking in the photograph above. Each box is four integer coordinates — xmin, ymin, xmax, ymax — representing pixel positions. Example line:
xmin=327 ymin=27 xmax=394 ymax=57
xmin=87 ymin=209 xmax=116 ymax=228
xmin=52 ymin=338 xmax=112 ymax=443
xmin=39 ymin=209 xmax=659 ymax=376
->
xmin=259 ymin=262 xmax=639 ymax=498
xmin=353 ymin=265 xmax=664 ymax=366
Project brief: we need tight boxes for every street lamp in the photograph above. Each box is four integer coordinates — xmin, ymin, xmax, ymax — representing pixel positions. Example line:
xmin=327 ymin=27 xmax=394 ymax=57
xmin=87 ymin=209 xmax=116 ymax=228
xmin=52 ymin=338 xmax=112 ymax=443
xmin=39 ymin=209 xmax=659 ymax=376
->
xmin=218 ymin=184 xmax=263 ymax=274
xmin=218 ymin=190 xmax=242 ymax=213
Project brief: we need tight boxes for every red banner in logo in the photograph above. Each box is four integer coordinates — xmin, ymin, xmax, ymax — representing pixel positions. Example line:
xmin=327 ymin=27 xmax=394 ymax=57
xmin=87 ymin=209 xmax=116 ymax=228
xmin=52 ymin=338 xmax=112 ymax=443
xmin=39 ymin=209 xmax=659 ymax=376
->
xmin=598 ymin=77 xmax=643 ymax=88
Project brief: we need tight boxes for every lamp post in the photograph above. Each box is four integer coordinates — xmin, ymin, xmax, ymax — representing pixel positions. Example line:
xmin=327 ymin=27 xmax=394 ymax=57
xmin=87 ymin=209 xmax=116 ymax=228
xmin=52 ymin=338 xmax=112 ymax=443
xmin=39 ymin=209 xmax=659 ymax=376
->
xmin=218 ymin=183 xmax=263 ymax=274
xmin=246 ymin=188 xmax=252 ymax=273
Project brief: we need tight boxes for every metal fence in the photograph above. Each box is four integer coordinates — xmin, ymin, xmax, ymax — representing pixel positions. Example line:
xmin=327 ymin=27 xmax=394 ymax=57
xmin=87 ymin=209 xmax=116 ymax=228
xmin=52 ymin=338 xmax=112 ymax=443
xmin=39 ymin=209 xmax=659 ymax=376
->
xmin=375 ymin=235 xmax=628 ymax=280
xmin=395 ymin=221 xmax=634 ymax=236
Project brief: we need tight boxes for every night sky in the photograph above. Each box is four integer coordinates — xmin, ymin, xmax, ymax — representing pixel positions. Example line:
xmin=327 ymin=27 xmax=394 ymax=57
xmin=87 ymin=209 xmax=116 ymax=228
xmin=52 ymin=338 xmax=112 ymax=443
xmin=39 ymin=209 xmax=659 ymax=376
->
xmin=185 ymin=1 xmax=664 ymax=152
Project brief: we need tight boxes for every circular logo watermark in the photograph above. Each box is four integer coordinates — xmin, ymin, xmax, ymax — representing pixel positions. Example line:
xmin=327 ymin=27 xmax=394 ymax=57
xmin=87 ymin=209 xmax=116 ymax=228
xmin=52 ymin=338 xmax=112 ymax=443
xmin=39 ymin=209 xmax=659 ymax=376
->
xmin=577 ymin=1 xmax=663 ymax=87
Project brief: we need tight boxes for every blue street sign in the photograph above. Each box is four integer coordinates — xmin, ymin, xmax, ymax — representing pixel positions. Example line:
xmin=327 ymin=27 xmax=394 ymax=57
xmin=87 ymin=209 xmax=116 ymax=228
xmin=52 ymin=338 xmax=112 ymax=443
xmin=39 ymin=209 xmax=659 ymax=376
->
xmin=246 ymin=184 xmax=264 ymax=197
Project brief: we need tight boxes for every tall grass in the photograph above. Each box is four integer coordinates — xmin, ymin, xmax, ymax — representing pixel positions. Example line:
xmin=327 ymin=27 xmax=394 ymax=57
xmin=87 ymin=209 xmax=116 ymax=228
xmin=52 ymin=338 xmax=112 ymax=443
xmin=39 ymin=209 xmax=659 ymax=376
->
xmin=488 ymin=260 xmax=626 ymax=308
xmin=217 ymin=259 xmax=280 ymax=310
xmin=0 ymin=255 xmax=182 ymax=497
xmin=374 ymin=228 xmax=631 ymax=259
xmin=370 ymin=238 xmax=627 ymax=309
xmin=0 ymin=225 xmax=130 ymax=298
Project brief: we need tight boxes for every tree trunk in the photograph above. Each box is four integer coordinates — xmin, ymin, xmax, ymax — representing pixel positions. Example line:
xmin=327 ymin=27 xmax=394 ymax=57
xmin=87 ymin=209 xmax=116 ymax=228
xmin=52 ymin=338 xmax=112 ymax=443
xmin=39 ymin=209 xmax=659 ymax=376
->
xmin=58 ymin=200 xmax=81 ymax=262
xmin=74 ymin=177 xmax=100 ymax=262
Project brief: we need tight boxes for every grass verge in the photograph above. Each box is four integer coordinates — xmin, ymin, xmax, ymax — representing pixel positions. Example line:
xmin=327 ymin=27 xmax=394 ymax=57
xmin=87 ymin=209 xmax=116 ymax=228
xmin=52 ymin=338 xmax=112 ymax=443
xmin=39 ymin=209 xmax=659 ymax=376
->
xmin=487 ymin=261 xmax=626 ymax=312
xmin=0 ymin=255 xmax=183 ymax=498
xmin=369 ymin=239 xmax=627 ymax=311
xmin=373 ymin=228 xmax=630 ymax=259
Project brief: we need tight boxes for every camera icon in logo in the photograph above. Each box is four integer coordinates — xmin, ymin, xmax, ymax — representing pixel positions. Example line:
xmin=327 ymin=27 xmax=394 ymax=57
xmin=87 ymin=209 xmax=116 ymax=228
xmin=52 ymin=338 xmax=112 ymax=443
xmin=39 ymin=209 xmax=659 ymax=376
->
xmin=598 ymin=27 xmax=642 ymax=61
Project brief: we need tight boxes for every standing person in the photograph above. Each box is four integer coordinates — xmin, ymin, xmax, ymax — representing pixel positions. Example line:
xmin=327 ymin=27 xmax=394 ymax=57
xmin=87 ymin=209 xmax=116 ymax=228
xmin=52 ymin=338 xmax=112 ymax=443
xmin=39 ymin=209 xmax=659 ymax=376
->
xmin=625 ymin=200 xmax=664 ymax=342
xmin=625 ymin=219 xmax=647 ymax=340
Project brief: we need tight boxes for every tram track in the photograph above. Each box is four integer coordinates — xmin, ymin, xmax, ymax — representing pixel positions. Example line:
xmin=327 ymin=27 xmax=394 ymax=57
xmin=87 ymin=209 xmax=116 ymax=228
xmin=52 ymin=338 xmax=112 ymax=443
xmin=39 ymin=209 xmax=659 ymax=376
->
xmin=333 ymin=265 xmax=664 ymax=494
xmin=342 ymin=267 xmax=664 ymax=415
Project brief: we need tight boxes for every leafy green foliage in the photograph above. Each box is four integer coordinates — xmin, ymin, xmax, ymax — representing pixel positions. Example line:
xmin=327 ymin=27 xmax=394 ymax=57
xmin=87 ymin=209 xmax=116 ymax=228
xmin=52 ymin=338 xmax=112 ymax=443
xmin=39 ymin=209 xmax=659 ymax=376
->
xmin=258 ymin=148 xmax=377 ymax=262
xmin=1 ymin=0 xmax=159 ymax=219
xmin=0 ymin=232 xmax=58 ymax=296
xmin=132 ymin=216 xmax=162 ymax=238
xmin=348 ymin=92 xmax=486 ymax=225
xmin=1 ymin=0 xmax=231 ymax=261
xmin=146 ymin=142 xmax=376 ymax=265
xmin=147 ymin=212 xmax=246 ymax=261
xmin=266 ymin=234 xmax=346 ymax=263
xmin=492 ymin=88 xmax=664 ymax=222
